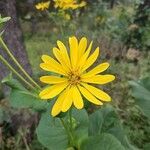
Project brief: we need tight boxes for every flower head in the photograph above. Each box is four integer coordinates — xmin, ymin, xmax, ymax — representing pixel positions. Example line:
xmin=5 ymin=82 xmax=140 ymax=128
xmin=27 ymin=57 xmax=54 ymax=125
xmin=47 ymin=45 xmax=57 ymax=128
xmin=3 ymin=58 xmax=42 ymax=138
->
xmin=39 ymin=36 xmax=115 ymax=116
xmin=64 ymin=13 xmax=71 ymax=20
xmin=35 ymin=1 xmax=50 ymax=11
xmin=53 ymin=0 xmax=86 ymax=10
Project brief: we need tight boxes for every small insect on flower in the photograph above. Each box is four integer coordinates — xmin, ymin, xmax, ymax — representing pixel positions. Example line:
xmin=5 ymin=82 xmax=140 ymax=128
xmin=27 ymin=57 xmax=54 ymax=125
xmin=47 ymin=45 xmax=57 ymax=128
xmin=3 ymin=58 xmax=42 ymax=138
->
xmin=54 ymin=0 xmax=86 ymax=10
xmin=39 ymin=36 xmax=115 ymax=116
xmin=35 ymin=1 xmax=50 ymax=11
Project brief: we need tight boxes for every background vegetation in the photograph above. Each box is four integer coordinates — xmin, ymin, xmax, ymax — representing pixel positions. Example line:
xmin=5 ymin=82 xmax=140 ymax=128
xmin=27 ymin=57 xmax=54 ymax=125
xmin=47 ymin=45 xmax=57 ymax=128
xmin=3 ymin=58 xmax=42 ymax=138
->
xmin=0 ymin=0 xmax=150 ymax=149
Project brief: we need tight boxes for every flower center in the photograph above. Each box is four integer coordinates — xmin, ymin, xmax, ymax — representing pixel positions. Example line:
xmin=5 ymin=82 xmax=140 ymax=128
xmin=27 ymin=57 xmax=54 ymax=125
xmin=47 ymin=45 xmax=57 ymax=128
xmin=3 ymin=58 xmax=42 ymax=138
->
xmin=68 ymin=72 xmax=81 ymax=85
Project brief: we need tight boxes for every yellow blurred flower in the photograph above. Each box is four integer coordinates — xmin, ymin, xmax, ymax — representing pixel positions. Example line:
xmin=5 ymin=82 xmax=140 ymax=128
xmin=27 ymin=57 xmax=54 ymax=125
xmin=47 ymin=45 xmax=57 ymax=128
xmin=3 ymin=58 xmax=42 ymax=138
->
xmin=35 ymin=1 xmax=50 ymax=11
xmin=39 ymin=36 xmax=115 ymax=116
xmin=53 ymin=0 xmax=86 ymax=10
xmin=64 ymin=13 xmax=71 ymax=20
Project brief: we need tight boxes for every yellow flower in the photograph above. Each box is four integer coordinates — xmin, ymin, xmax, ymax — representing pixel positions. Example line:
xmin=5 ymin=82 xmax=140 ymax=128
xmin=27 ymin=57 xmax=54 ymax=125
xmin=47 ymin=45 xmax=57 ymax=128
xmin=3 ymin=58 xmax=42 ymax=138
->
xmin=53 ymin=0 xmax=86 ymax=10
xmin=64 ymin=13 xmax=71 ymax=20
xmin=39 ymin=36 xmax=115 ymax=116
xmin=35 ymin=1 xmax=50 ymax=11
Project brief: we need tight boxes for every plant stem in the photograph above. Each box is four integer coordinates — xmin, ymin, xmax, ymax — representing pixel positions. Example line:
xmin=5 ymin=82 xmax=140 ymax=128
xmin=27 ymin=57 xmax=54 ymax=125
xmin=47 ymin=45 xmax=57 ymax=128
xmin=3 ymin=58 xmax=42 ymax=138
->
xmin=69 ymin=108 xmax=73 ymax=133
xmin=46 ymin=10 xmax=64 ymax=37
xmin=68 ymin=108 xmax=76 ymax=147
xmin=60 ymin=118 xmax=74 ymax=146
xmin=0 ymin=37 xmax=41 ymax=90
xmin=0 ymin=55 xmax=35 ymax=90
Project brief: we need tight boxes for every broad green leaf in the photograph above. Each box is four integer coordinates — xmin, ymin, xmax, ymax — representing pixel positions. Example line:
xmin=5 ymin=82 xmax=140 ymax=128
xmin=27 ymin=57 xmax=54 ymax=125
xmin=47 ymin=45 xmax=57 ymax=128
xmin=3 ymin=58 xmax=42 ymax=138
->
xmin=89 ymin=105 xmax=137 ymax=150
xmin=80 ymin=133 xmax=125 ymax=150
xmin=89 ymin=108 xmax=103 ymax=135
xmin=143 ymin=143 xmax=150 ymax=150
xmin=2 ymin=74 xmax=47 ymax=111
xmin=129 ymin=77 xmax=150 ymax=118
xmin=10 ymin=89 xmax=47 ymax=111
xmin=139 ymin=77 xmax=150 ymax=91
xmin=71 ymin=108 xmax=89 ymax=149
xmin=36 ymin=104 xmax=89 ymax=150
xmin=36 ymin=103 xmax=68 ymax=150
xmin=2 ymin=73 xmax=26 ymax=90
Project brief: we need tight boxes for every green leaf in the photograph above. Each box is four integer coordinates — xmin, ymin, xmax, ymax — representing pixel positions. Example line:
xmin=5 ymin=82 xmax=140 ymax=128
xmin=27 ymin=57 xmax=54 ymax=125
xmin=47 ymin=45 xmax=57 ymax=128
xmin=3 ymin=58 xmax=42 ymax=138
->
xmin=71 ymin=108 xmax=89 ymax=148
xmin=2 ymin=73 xmax=26 ymax=90
xmin=2 ymin=74 xmax=47 ymax=112
xmin=139 ymin=77 xmax=150 ymax=91
xmin=88 ymin=107 xmax=103 ymax=135
xmin=0 ymin=15 xmax=11 ymax=24
xmin=36 ymin=103 xmax=68 ymax=150
xmin=143 ymin=143 xmax=150 ymax=150
xmin=10 ymin=89 xmax=47 ymax=111
xmin=89 ymin=105 xmax=137 ymax=150
xmin=129 ymin=77 xmax=150 ymax=118
xmin=80 ymin=133 xmax=125 ymax=150
xmin=36 ymin=104 xmax=89 ymax=150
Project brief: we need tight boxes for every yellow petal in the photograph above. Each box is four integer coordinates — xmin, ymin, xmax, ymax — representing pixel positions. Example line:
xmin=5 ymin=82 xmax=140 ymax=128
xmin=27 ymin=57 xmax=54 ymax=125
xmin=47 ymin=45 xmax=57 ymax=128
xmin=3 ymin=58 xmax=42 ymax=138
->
xmin=39 ymin=82 xmax=68 ymax=99
xmin=53 ymin=47 xmax=70 ymax=73
xmin=35 ymin=4 xmax=41 ymax=9
xmin=45 ymin=1 xmax=50 ymax=7
xmin=72 ymin=86 xmax=84 ymax=109
xmin=81 ymin=62 xmax=110 ymax=78
xmin=78 ymin=37 xmax=87 ymax=59
xmin=69 ymin=36 xmax=78 ymax=69
xmin=81 ymin=47 xmax=99 ymax=72
xmin=61 ymin=87 xmax=73 ymax=112
xmin=78 ymin=85 xmax=103 ymax=105
xmin=81 ymin=75 xmax=115 ymax=84
xmin=41 ymin=55 xmax=66 ymax=75
xmin=78 ymin=41 xmax=93 ymax=70
xmin=69 ymin=4 xmax=78 ymax=9
xmin=81 ymin=83 xmax=111 ymax=101
xmin=53 ymin=47 xmax=61 ymax=61
xmin=42 ymin=55 xmax=60 ymax=65
xmin=40 ymin=76 xmax=67 ymax=84
xmin=51 ymin=90 xmax=66 ymax=117
xmin=40 ymin=63 xmax=66 ymax=76
xmin=57 ymin=40 xmax=71 ymax=67
xmin=79 ymin=1 xmax=86 ymax=7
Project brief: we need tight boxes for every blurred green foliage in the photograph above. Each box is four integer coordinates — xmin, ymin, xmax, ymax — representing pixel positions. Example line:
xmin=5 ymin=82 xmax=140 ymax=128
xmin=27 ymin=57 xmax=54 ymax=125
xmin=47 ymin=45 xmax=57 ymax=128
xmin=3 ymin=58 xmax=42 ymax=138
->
xmin=1 ymin=0 xmax=150 ymax=149
xmin=129 ymin=77 xmax=150 ymax=119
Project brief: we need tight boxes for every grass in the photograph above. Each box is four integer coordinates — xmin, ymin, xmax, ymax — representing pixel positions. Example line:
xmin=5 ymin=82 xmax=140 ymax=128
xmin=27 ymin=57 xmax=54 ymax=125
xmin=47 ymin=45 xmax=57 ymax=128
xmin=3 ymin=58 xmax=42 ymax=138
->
xmin=25 ymin=37 xmax=52 ymax=76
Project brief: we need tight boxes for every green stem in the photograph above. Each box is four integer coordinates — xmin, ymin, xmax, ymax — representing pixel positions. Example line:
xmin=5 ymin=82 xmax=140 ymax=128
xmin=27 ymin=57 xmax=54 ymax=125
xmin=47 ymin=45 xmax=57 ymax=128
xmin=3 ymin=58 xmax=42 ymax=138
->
xmin=0 ymin=55 xmax=35 ymax=90
xmin=69 ymin=108 xmax=73 ymax=133
xmin=0 ymin=37 xmax=41 ymax=90
xmin=68 ymin=108 xmax=76 ymax=147
xmin=46 ymin=10 xmax=64 ymax=36
xmin=60 ymin=118 xmax=74 ymax=146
